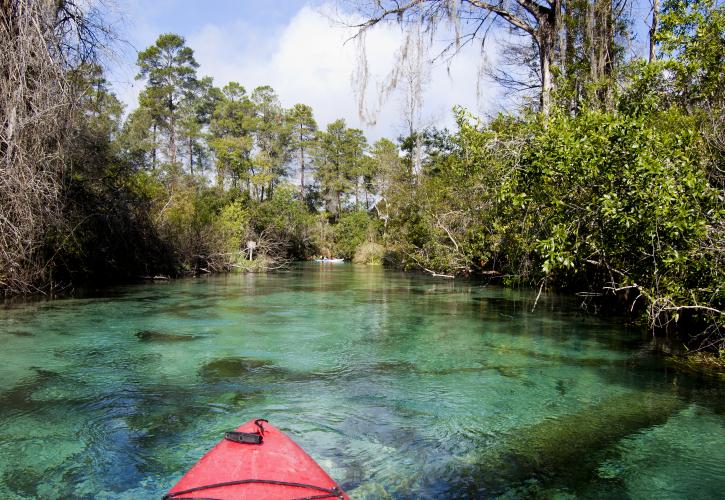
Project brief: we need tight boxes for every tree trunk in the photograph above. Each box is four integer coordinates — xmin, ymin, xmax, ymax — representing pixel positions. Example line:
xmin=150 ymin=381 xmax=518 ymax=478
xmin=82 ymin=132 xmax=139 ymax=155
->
xmin=152 ymin=123 xmax=157 ymax=170
xmin=599 ymin=0 xmax=614 ymax=107
xmin=300 ymin=144 xmax=305 ymax=198
xmin=540 ymin=41 xmax=553 ymax=115
xmin=587 ymin=0 xmax=597 ymax=81
xmin=169 ymin=97 xmax=177 ymax=165
xmin=565 ymin=3 xmax=577 ymax=112
xmin=649 ymin=0 xmax=659 ymax=63
xmin=355 ymin=178 xmax=360 ymax=210
xmin=188 ymin=136 xmax=193 ymax=176
xmin=557 ymin=0 xmax=567 ymax=74
xmin=536 ymin=1 xmax=560 ymax=116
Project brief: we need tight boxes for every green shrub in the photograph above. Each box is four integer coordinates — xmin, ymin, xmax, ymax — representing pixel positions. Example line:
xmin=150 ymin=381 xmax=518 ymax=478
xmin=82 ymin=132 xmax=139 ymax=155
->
xmin=353 ymin=241 xmax=385 ymax=264
xmin=249 ymin=184 xmax=317 ymax=258
xmin=230 ymin=254 xmax=274 ymax=273
xmin=332 ymin=211 xmax=380 ymax=259
xmin=517 ymin=107 xmax=723 ymax=331
xmin=216 ymin=200 xmax=249 ymax=253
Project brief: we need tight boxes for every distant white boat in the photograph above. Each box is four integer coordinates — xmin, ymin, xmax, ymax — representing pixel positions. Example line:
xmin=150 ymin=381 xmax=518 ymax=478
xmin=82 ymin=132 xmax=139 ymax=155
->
xmin=313 ymin=258 xmax=345 ymax=263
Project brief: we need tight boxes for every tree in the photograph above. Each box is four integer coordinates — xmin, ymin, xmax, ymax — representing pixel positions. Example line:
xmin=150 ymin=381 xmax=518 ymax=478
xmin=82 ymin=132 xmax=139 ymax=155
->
xmin=650 ymin=0 xmax=660 ymax=63
xmin=0 ymin=0 xmax=115 ymax=293
xmin=210 ymin=84 xmax=292 ymax=199
xmin=73 ymin=64 xmax=124 ymax=141
xmin=69 ymin=63 xmax=124 ymax=174
xmin=134 ymin=88 xmax=166 ymax=170
xmin=287 ymin=103 xmax=318 ymax=198
xmin=209 ymin=82 xmax=256 ymax=189
xmin=351 ymin=0 xmax=635 ymax=114
xmin=369 ymin=138 xmax=406 ymax=233
xmin=314 ymin=119 xmax=367 ymax=217
xmin=179 ymin=76 xmax=222 ymax=176
xmin=351 ymin=0 xmax=565 ymax=115
xmin=657 ymin=0 xmax=724 ymax=190
xmin=658 ymin=0 xmax=724 ymax=109
xmin=136 ymin=33 xmax=199 ymax=167
xmin=251 ymin=86 xmax=291 ymax=200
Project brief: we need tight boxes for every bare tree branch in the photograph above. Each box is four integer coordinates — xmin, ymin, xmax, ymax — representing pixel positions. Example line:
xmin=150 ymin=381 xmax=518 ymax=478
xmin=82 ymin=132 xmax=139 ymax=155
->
xmin=465 ymin=0 xmax=536 ymax=34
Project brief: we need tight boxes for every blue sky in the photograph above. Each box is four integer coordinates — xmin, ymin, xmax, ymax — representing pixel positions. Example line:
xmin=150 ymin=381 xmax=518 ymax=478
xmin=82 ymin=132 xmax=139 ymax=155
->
xmin=110 ymin=1 xmax=654 ymax=139
xmin=111 ymin=0 xmax=492 ymax=139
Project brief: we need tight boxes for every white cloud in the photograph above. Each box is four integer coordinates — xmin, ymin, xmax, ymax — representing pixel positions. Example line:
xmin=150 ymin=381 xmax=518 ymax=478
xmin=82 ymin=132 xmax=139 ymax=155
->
xmin=115 ymin=2 xmax=504 ymax=140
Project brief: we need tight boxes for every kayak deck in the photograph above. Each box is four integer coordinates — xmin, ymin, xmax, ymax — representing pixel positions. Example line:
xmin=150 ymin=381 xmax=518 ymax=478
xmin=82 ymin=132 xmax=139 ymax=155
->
xmin=165 ymin=420 xmax=348 ymax=499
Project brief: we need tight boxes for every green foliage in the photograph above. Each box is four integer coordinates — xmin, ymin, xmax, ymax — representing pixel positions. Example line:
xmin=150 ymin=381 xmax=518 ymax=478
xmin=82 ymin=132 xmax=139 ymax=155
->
xmin=208 ymin=82 xmax=256 ymax=186
xmin=179 ymin=76 xmax=222 ymax=176
xmin=314 ymin=119 xmax=368 ymax=216
xmin=332 ymin=211 xmax=380 ymax=260
xmin=521 ymin=108 xmax=720 ymax=302
xmin=208 ymin=83 xmax=292 ymax=199
xmin=376 ymin=84 xmax=723 ymax=342
xmin=354 ymin=242 xmax=386 ymax=265
xmin=118 ymin=106 xmax=157 ymax=170
xmin=136 ymin=33 xmax=199 ymax=169
xmin=248 ymin=184 xmax=317 ymax=258
xmin=658 ymin=0 xmax=725 ymax=106
xmin=381 ymin=112 xmax=534 ymax=277
xmin=216 ymin=200 xmax=250 ymax=253
xmin=287 ymin=103 xmax=318 ymax=197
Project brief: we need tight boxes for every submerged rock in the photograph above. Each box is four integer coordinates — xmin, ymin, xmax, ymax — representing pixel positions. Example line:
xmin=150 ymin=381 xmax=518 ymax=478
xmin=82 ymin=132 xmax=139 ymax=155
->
xmin=346 ymin=482 xmax=393 ymax=499
xmin=3 ymin=330 xmax=34 ymax=337
xmin=198 ymin=356 xmax=285 ymax=382
xmin=135 ymin=330 xmax=204 ymax=342
xmin=122 ymin=384 xmax=265 ymax=463
xmin=0 ymin=369 xmax=61 ymax=413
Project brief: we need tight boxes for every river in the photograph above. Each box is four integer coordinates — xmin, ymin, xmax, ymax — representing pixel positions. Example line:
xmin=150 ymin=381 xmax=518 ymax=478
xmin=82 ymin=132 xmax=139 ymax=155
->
xmin=0 ymin=264 xmax=723 ymax=498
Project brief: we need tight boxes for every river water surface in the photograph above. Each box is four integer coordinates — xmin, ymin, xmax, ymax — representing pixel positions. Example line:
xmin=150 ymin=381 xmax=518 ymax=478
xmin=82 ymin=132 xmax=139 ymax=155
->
xmin=1 ymin=264 xmax=723 ymax=498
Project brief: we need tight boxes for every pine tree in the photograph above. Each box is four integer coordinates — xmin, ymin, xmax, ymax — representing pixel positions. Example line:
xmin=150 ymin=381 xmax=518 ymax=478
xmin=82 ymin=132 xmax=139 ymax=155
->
xmin=209 ymin=82 xmax=256 ymax=189
xmin=136 ymin=33 xmax=199 ymax=167
xmin=287 ymin=104 xmax=318 ymax=199
xmin=314 ymin=119 xmax=367 ymax=217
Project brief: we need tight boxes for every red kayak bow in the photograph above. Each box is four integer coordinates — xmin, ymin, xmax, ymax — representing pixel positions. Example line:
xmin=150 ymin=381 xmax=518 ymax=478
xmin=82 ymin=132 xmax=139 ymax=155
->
xmin=164 ymin=419 xmax=348 ymax=499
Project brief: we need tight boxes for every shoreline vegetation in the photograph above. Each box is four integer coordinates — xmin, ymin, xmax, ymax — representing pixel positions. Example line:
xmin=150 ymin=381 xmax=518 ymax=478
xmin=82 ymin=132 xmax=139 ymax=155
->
xmin=667 ymin=351 xmax=725 ymax=380
xmin=0 ymin=2 xmax=722 ymax=370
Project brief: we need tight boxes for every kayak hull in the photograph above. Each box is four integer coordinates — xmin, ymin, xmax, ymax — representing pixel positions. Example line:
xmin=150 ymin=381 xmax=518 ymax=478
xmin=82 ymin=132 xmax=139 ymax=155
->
xmin=165 ymin=420 xmax=348 ymax=499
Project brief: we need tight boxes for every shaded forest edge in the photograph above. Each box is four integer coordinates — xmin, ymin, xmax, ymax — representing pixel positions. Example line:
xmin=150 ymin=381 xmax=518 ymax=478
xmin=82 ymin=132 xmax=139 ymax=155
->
xmin=0 ymin=1 xmax=722 ymax=366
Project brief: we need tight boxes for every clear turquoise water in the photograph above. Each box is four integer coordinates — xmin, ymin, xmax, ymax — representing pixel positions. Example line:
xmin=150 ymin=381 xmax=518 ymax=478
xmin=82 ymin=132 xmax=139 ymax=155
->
xmin=0 ymin=264 xmax=723 ymax=499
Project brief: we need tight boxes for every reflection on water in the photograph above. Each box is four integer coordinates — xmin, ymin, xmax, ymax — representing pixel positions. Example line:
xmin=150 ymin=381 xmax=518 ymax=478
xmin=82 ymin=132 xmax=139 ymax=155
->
xmin=0 ymin=264 xmax=723 ymax=498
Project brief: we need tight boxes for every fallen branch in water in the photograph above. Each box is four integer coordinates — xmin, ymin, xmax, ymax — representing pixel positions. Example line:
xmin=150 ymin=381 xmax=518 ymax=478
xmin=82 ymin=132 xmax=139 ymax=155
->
xmin=423 ymin=267 xmax=455 ymax=278
xmin=531 ymin=278 xmax=546 ymax=313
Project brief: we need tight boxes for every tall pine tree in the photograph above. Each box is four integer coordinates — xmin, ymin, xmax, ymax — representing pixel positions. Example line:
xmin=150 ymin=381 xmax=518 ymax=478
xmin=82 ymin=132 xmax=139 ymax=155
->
xmin=136 ymin=34 xmax=199 ymax=168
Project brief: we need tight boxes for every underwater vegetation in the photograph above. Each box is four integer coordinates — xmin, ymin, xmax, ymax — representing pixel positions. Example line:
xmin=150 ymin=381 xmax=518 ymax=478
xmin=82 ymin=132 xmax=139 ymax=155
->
xmin=135 ymin=330 xmax=207 ymax=342
xmin=450 ymin=391 xmax=685 ymax=496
